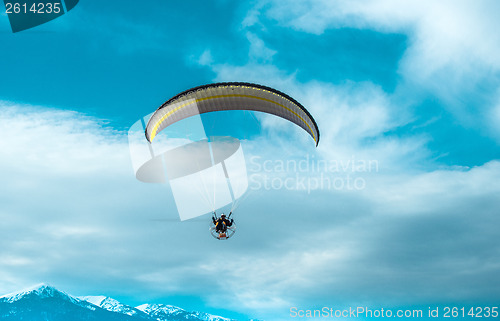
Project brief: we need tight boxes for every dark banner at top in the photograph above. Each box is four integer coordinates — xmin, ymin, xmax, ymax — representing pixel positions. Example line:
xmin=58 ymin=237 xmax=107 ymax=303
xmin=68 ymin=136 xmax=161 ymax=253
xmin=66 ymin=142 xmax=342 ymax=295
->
xmin=3 ymin=0 xmax=79 ymax=33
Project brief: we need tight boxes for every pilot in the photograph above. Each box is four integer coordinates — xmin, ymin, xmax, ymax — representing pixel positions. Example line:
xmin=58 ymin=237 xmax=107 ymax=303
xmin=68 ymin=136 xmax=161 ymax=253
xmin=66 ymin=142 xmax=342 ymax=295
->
xmin=213 ymin=212 xmax=233 ymax=233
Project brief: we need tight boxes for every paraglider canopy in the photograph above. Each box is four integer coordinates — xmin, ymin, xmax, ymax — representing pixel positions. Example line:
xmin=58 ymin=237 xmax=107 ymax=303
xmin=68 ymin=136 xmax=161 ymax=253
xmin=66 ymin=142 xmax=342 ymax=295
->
xmin=145 ymin=82 xmax=320 ymax=146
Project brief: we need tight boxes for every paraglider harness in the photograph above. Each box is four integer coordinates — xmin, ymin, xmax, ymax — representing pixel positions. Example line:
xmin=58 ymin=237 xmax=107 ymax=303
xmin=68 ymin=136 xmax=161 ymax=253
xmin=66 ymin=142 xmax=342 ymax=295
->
xmin=210 ymin=212 xmax=235 ymax=240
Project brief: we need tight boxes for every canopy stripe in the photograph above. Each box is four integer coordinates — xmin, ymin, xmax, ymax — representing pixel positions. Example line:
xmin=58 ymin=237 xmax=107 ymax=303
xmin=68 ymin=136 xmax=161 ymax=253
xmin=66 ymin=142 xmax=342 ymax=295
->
xmin=145 ymin=82 xmax=320 ymax=146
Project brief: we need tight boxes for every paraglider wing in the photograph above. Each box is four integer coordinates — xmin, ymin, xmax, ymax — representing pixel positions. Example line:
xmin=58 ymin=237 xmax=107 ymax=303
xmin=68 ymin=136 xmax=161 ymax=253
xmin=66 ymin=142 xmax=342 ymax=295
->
xmin=145 ymin=82 xmax=320 ymax=146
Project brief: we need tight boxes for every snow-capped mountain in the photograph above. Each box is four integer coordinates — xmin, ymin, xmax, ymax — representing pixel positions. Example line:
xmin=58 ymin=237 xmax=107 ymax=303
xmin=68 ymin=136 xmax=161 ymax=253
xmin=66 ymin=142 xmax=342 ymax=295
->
xmin=79 ymin=295 xmax=145 ymax=317
xmin=0 ymin=284 xmax=249 ymax=321
xmin=0 ymin=284 xmax=129 ymax=321
xmin=137 ymin=303 xmax=233 ymax=321
xmin=0 ymin=284 xmax=74 ymax=304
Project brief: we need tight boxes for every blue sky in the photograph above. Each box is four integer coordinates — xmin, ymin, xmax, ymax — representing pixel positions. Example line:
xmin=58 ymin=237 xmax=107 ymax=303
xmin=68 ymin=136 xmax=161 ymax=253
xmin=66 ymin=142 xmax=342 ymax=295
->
xmin=1 ymin=0 xmax=500 ymax=320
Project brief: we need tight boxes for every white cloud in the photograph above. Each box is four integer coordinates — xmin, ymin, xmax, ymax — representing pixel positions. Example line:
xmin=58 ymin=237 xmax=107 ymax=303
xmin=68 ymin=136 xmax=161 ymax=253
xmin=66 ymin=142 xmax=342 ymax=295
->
xmin=197 ymin=49 xmax=214 ymax=66
xmin=248 ymin=0 xmax=500 ymax=141
xmin=0 ymin=97 xmax=499 ymax=319
xmin=246 ymin=31 xmax=277 ymax=62
xmin=0 ymin=102 xmax=168 ymax=293
xmin=205 ymin=57 xmax=428 ymax=172
xmin=367 ymin=160 xmax=500 ymax=215
xmin=3 ymin=1 xmax=500 ymax=312
xmin=186 ymin=4 xmax=500 ymax=314
xmin=200 ymin=244 xmax=355 ymax=310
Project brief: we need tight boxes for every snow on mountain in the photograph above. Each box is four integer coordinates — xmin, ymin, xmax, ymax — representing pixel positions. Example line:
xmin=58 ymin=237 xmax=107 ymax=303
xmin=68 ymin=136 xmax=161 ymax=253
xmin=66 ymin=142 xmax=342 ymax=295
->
xmin=192 ymin=310 xmax=236 ymax=321
xmin=0 ymin=283 xmax=81 ymax=305
xmin=0 ymin=285 xmax=254 ymax=321
xmin=0 ymin=284 xmax=127 ymax=321
xmin=136 ymin=303 xmax=184 ymax=315
xmin=79 ymin=295 xmax=143 ymax=316
xmin=136 ymin=303 xmax=236 ymax=321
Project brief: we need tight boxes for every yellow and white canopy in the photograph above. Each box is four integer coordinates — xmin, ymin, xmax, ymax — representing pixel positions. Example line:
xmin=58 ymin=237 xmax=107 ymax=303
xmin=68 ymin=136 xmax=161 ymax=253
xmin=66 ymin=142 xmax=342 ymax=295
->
xmin=145 ymin=82 xmax=320 ymax=146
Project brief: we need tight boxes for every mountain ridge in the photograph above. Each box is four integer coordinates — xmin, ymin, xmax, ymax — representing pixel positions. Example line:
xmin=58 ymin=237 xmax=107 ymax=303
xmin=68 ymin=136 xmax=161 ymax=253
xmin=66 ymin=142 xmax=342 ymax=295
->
xmin=0 ymin=284 xmax=254 ymax=321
